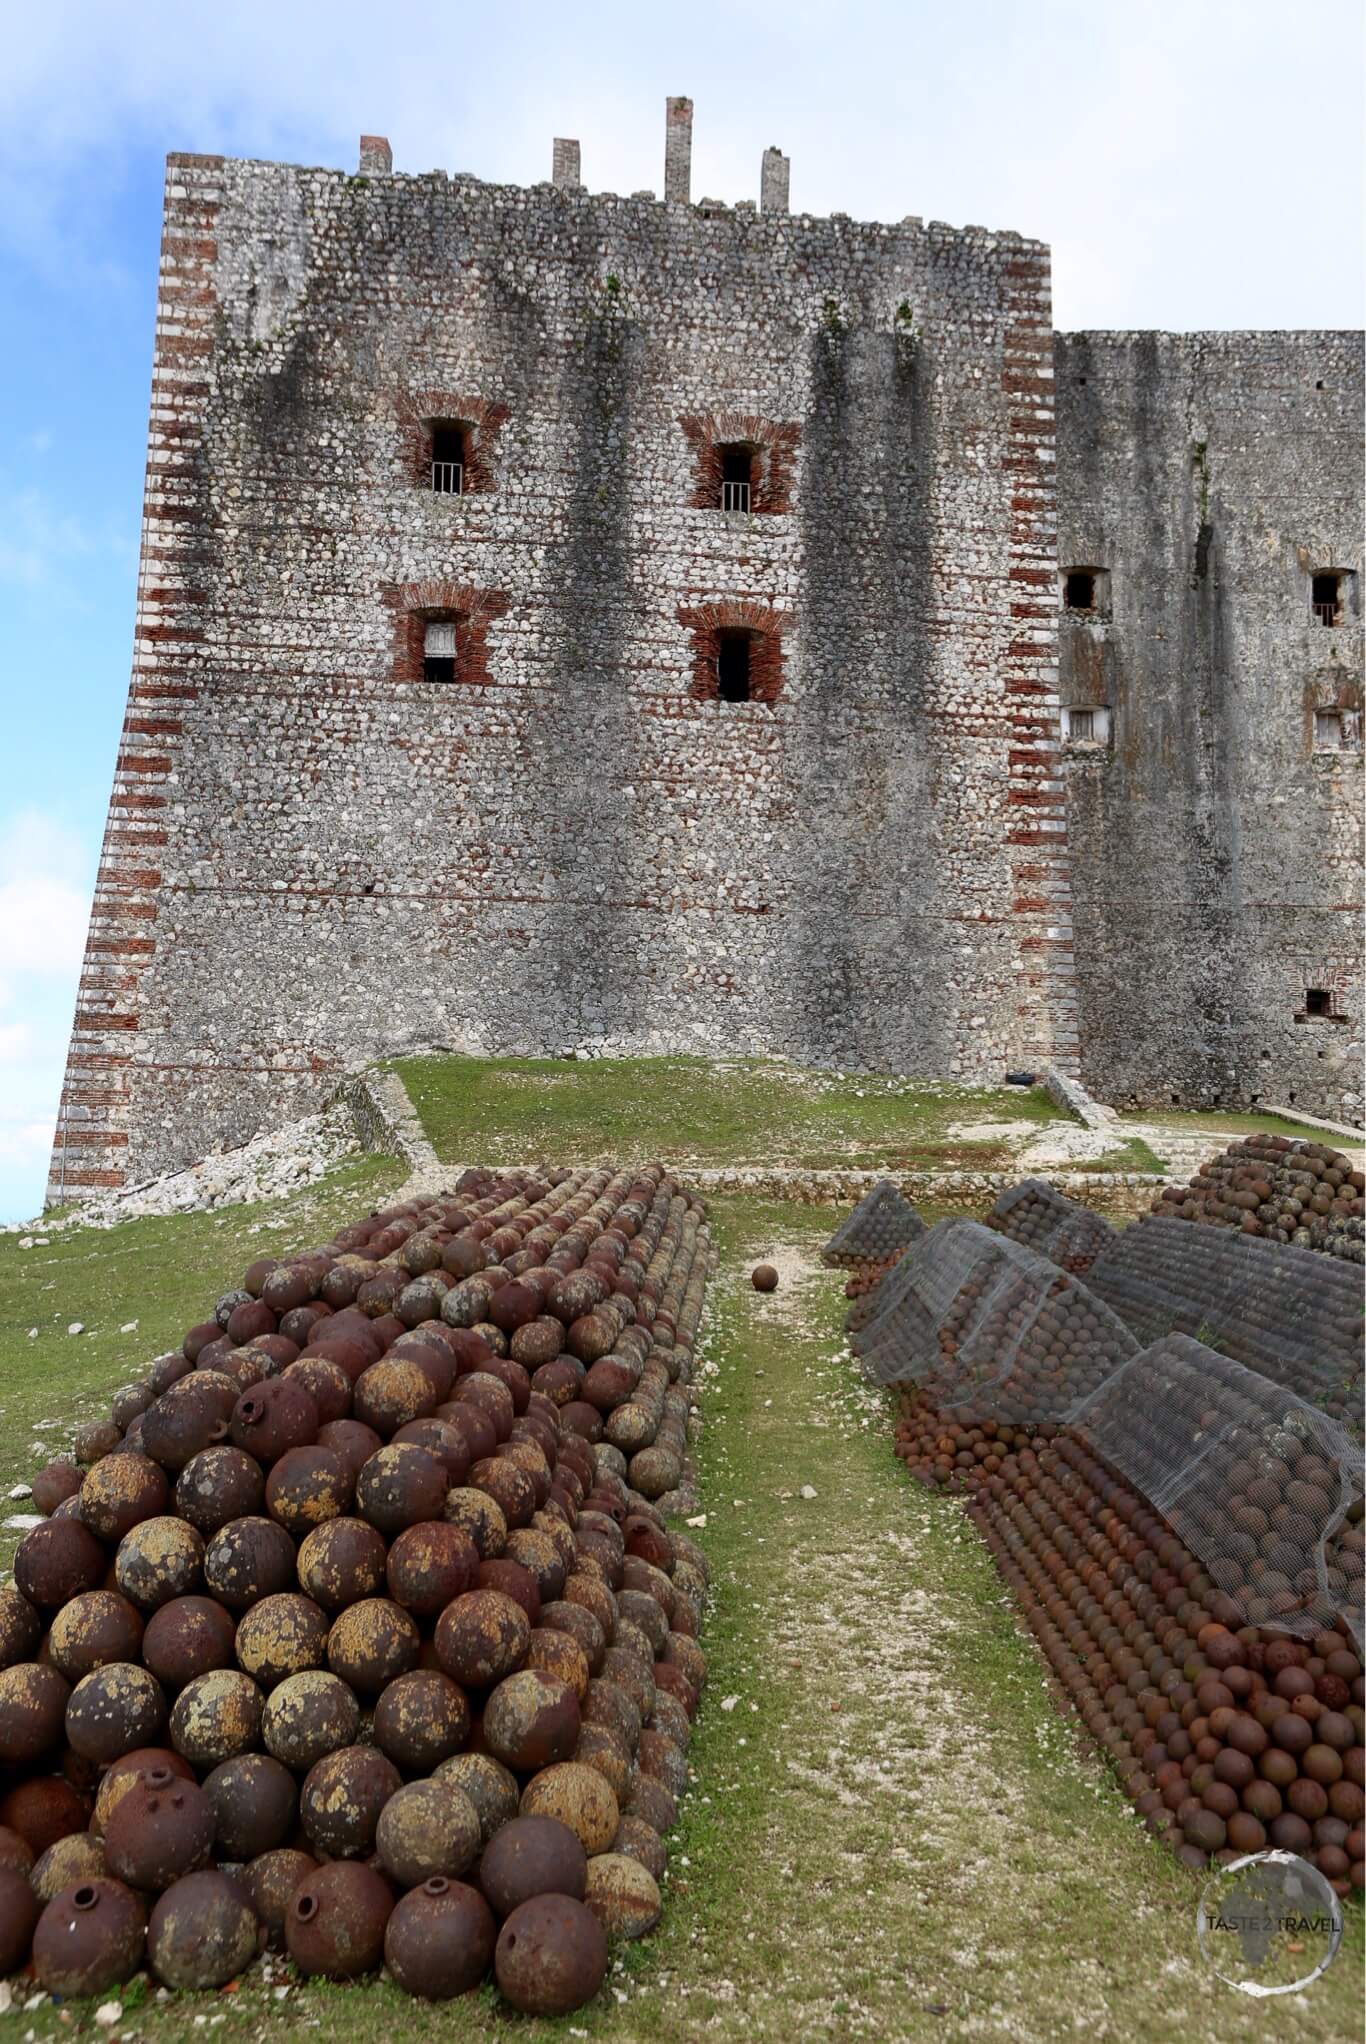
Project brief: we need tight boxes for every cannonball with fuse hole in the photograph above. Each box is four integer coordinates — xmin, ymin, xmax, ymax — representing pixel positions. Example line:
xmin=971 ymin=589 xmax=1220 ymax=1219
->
xmin=384 ymin=1876 xmax=497 ymax=2001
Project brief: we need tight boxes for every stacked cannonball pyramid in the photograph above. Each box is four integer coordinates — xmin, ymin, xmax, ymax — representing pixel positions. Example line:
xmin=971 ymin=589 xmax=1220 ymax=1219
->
xmin=0 ymin=1163 xmax=711 ymax=2014
xmin=1149 ymin=1134 xmax=1365 ymax=1264
xmin=983 ymin=1179 xmax=1115 ymax=1277
xmin=821 ymin=1181 xmax=926 ymax=1307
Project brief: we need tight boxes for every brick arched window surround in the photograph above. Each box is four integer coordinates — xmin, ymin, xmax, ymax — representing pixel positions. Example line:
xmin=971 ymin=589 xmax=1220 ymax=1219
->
xmin=678 ymin=599 xmax=792 ymax=704
xmin=381 ymin=580 xmax=510 ymax=686
xmin=679 ymin=413 xmax=800 ymax=514
xmin=399 ymin=392 xmax=509 ymax=494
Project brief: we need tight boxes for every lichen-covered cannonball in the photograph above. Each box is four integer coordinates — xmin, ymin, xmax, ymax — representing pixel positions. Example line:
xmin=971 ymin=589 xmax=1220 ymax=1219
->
xmin=65 ymin=1662 xmax=167 ymax=1764
xmin=286 ymin=1859 xmax=393 ymax=1979
xmin=584 ymin=1852 xmax=662 ymax=1938
xmin=32 ymin=1878 xmax=147 ymax=1996
xmin=202 ymin=1515 xmax=296 ymax=1609
xmin=147 ymin=1869 xmax=261 ymax=1990
xmin=234 ymin=1592 xmax=329 ymax=1686
xmin=262 ymin=1669 xmax=360 ymax=1771
xmin=169 ymin=1669 xmax=263 ymax=1768
xmin=526 ymin=1626 xmax=591 ymax=1701
xmin=374 ymin=1778 xmax=481 ymax=1888
xmin=372 ymin=1670 xmax=470 ymax=1773
xmin=434 ymin=1588 xmax=530 ymax=1688
xmin=300 ymin=1744 xmax=401 ymax=1860
xmin=264 ymin=1446 xmax=351 ymax=1535
xmin=244 ymin=1847 xmax=317 ymax=1947
xmin=520 ymin=1762 xmax=619 ymax=1855
xmin=353 ymin=1358 xmax=437 ymax=1437
xmin=15 ymin=1519 xmax=108 ymax=1609
xmin=296 ymin=1516 xmax=387 ymax=1610
xmin=386 ymin=1520 xmax=480 ymax=1618
xmin=432 ymin=1753 xmax=521 ymax=1844
xmin=483 ymin=1670 xmax=581 ymax=1774
xmin=0 ymin=1663 xmax=70 ymax=1768
xmin=495 ymin=1892 xmax=608 ymax=2015
xmin=384 ymin=1876 xmax=497 ymax=2000
xmin=611 ymin=1813 xmax=667 ymax=1880
xmin=30 ymin=1831 xmax=108 ymax=1905
xmin=326 ymin=1597 xmax=420 ymax=1697
xmin=46 ymin=1591 xmax=144 ymax=1682
xmin=443 ymin=1484 xmax=508 ymax=1557
xmin=0 ymin=1584 xmax=43 ymax=1670
xmin=141 ymin=1595 xmax=237 ymax=1692
xmin=91 ymin=1748 xmax=196 ymax=1838
xmin=470 ymin=1456 xmax=537 ymax=1530
xmin=356 ymin=1443 xmax=447 ymax=1536
xmin=173 ymin=1446 xmax=265 ymax=1534
xmin=478 ymin=1814 xmax=587 ymax=1919
xmin=79 ymin=1453 xmax=171 ymax=1544
xmin=202 ymin=1752 xmax=298 ymax=1861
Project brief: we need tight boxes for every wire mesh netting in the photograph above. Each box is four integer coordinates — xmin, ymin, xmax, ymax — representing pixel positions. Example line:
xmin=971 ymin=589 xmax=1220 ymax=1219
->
xmin=1085 ymin=1216 xmax=1363 ymax=1430
xmin=1072 ymin=1333 xmax=1365 ymax=1649
xmin=984 ymin=1178 xmax=1116 ymax=1275
xmin=821 ymin=1180 xmax=927 ymax=1267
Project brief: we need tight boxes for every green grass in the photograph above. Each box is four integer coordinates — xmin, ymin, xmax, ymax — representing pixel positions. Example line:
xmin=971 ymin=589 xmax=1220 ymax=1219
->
xmin=1065 ymin=1135 xmax=1165 ymax=1174
xmin=1115 ymin=1106 xmax=1362 ymax=1150
xmin=393 ymin=1054 xmax=1067 ymax=1174
xmin=6 ymin=1192 xmax=1359 ymax=2042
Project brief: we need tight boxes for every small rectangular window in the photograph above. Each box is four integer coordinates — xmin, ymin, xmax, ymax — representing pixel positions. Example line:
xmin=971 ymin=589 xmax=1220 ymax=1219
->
xmin=424 ymin=619 xmax=457 ymax=683
xmin=1069 ymin=709 xmax=1095 ymax=742
xmin=1303 ymin=987 xmax=1332 ymax=1016
xmin=719 ymin=445 xmax=753 ymax=514
xmin=1314 ymin=709 xmax=1343 ymax=749
xmin=432 ymin=423 xmax=466 ymax=495
xmin=1064 ymin=570 xmax=1096 ymax=611
xmin=1063 ymin=705 xmax=1111 ymax=746
xmin=716 ymin=629 xmax=752 ymax=701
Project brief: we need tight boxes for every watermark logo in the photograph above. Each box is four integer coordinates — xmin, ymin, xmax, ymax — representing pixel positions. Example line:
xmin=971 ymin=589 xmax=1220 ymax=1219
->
xmin=1197 ymin=1851 xmax=1343 ymax=1997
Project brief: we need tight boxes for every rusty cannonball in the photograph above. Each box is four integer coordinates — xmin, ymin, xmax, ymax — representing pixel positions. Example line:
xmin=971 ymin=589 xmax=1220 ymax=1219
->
xmin=78 ymin=1454 xmax=171 ymax=1545
xmin=520 ymin=1761 xmax=619 ymax=1855
xmin=356 ymin=1443 xmax=448 ymax=1537
xmin=0 ymin=1663 xmax=71 ymax=1765
xmin=432 ymin=1752 xmax=521 ymax=1843
xmin=230 ymin=1377 xmax=320 ymax=1466
xmin=434 ymin=1589 xmax=530 ymax=1689
xmin=373 ymin=1670 xmax=470 ymax=1773
xmin=264 ymin=1445 xmax=351 ymax=1535
xmin=751 ymin=1263 xmax=779 ymax=1292
xmin=203 ymin=1752 xmax=298 ymax=1861
xmin=91 ymin=1747 xmax=195 ymax=1838
xmin=286 ymin=1858 xmax=393 ymax=1979
xmin=74 ymin=1418 xmax=124 ymax=1466
xmin=316 ymin=1417 xmax=384 ymax=1481
xmin=484 ymin=1669 xmax=581 ymax=1773
xmin=444 ymin=1484 xmax=508 ymax=1558
xmin=0 ymin=1863 xmax=40 ymax=1972
xmin=479 ymin=1813 xmax=587 ymax=1919
xmin=611 ymin=1812 xmax=667 ymax=1880
xmin=0 ymin=1826 xmax=34 ymax=1875
xmin=14 ymin=1519 xmax=107 ymax=1609
xmin=29 ymin=1834 xmax=105 ymax=1914
xmin=32 ymin=1460 xmax=83 ymax=1516
xmin=174 ymin=1446 xmax=265 ymax=1533
xmin=296 ymin=1516 xmax=388 ymax=1610
xmin=114 ymin=1516 xmax=205 ymax=1612
xmin=282 ymin=1355 xmax=351 ymax=1426
xmin=203 ymin=1515 xmax=295 ymax=1609
xmin=66 ymin=1662 xmax=167 ymax=1764
xmin=142 ymin=1374 xmax=238 ymax=1471
xmin=46 ymin=1590 xmax=144 ymax=1681
xmin=141 ymin=1595 xmax=238 ymax=1692
xmin=32 ymin=1878 xmax=147 ymax=1996
xmin=301 ymin=1743 xmax=401 ymax=1859
xmin=244 ymin=1846 xmax=317 ymax=1946
xmin=470 ymin=1456 xmax=537 ymax=1531
xmin=384 ymin=1875 xmax=496 ymax=2000
xmin=353 ymin=1358 xmax=437 ymax=1438
xmin=584 ymin=1851 xmax=661 ymax=1938
xmin=235 ymin=1592 xmax=329 ymax=1686
xmin=495 ymin=1891 xmax=608 ymax=2015
xmin=170 ymin=1669 xmax=263 ymax=1769
xmin=262 ymin=1668 xmax=361 ymax=1770
xmin=375 ymin=1778 xmax=481 ymax=1888
xmin=147 ymin=1868 xmax=261 ymax=1990
xmin=0 ymin=1775 xmax=89 ymax=1858
xmin=103 ymin=1766 xmax=216 ymax=1890
xmin=392 ymin=1417 xmax=471 ymax=1486
xmin=386 ymin=1520 xmax=481 ymax=1618
xmin=0 ymin=1584 xmax=43 ymax=1671
xmin=326 ymin=1597 xmax=420 ymax=1697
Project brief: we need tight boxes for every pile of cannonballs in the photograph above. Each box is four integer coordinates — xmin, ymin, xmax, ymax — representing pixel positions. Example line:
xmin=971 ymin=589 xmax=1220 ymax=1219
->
xmin=1150 ymin=1135 xmax=1364 ymax=1263
xmin=0 ymin=1164 xmax=711 ymax=2014
xmin=983 ymin=1180 xmax=1114 ymax=1277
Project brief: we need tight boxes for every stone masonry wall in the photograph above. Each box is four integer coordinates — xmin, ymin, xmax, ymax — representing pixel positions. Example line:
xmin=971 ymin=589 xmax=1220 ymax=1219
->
xmin=50 ymin=146 xmax=1067 ymax=1193
xmin=1054 ymin=333 xmax=1364 ymax=1124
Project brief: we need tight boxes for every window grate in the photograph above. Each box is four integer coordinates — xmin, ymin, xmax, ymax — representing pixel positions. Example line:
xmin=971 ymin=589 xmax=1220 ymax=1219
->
xmin=721 ymin=478 xmax=751 ymax=513
xmin=1069 ymin=709 xmax=1095 ymax=742
xmin=1312 ymin=599 xmax=1338 ymax=627
xmin=432 ymin=461 xmax=464 ymax=495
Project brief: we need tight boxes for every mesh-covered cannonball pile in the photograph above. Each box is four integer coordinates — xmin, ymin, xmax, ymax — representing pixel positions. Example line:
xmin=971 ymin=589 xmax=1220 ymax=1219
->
xmin=0 ymin=1164 xmax=713 ymax=2014
xmin=965 ymin=1432 xmax=1364 ymax=1893
xmin=983 ymin=1179 xmax=1115 ymax=1276
xmin=1149 ymin=1135 xmax=1364 ymax=1263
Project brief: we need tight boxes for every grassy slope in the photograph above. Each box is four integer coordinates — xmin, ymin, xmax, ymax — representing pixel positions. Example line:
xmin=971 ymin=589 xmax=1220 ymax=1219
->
xmin=394 ymin=1054 xmax=1068 ymax=1173
xmin=1115 ymin=1106 xmax=1363 ymax=1151
xmin=7 ymin=1194 xmax=1360 ymax=2043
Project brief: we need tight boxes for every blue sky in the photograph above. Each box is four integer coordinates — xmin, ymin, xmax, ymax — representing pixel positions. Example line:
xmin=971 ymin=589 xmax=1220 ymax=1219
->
xmin=1 ymin=0 xmax=1362 ymax=1223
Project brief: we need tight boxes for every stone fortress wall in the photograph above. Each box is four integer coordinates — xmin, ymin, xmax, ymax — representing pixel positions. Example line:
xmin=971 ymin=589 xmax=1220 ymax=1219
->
xmin=47 ymin=101 xmax=1363 ymax=1198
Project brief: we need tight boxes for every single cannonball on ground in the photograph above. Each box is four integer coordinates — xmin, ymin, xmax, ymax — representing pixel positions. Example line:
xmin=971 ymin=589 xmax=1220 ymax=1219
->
xmin=317 ymin=1417 xmax=383 ymax=1481
xmin=141 ymin=1595 xmax=237 ymax=1692
xmin=0 ymin=1584 xmax=42 ymax=1670
xmin=203 ymin=1752 xmax=298 ymax=1861
xmin=264 ymin=1445 xmax=351 ymax=1535
xmin=584 ymin=1852 xmax=661 ymax=1938
xmin=356 ymin=1443 xmax=448 ymax=1536
xmin=91 ymin=1747 xmax=195 ymax=1837
xmin=0 ymin=1664 xmax=71 ymax=1765
xmin=245 ymin=1847 xmax=317 ymax=1946
xmin=31 ymin=1830 xmax=107 ymax=1904
xmin=148 ymin=1868 xmax=261 ymax=1989
xmin=47 ymin=1591 xmax=144 ymax=1681
xmin=484 ymin=1670 xmax=581 ymax=1773
xmin=0 ymin=1864 xmax=40 ymax=1970
xmin=495 ymin=1891 xmax=608 ymax=2015
xmin=15 ymin=1520 xmax=107 ymax=1609
xmin=385 ymin=1876 xmax=496 ymax=2000
xmin=386 ymin=1520 xmax=480 ymax=1618
xmin=376 ymin=1778 xmax=481 ymax=1888
xmin=520 ymin=1762 xmax=619 ymax=1856
xmin=263 ymin=1669 xmax=360 ymax=1771
xmin=373 ymin=1670 xmax=470 ymax=1773
xmin=103 ymin=1768 xmax=215 ymax=1890
xmin=203 ymin=1515 xmax=295 ymax=1609
xmin=66 ymin=1662 xmax=167 ymax=1764
xmin=433 ymin=1753 xmax=520 ymax=1843
xmin=174 ymin=1446 xmax=264 ymax=1533
xmin=479 ymin=1814 xmax=587 ymax=1919
xmin=32 ymin=1879 xmax=146 ymax=1995
xmin=297 ymin=1516 xmax=387 ymax=1610
xmin=435 ymin=1590 xmax=530 ymax=1689
xmin=235 ymin=1592 xmax=329 ymax=1686
xmin=115 ymin=1517 xmax=205 ymax=1612
xmin=301 ymin=1744 xmax=401 ymax=1859
xmin=32 ymin=1460 xmax=83 ymax=1516
xmin=170 ymin=1669 xmax=263 ymax=1768
xmin=286 ymin=1859 xmax=393 ymax=1978
xmin=612 ymin=1813 xmax=666 ymax=1880
xmin=327 ymin=1597 xmax=419 ymax=1696
xmin=444 ymin=1484 xmax=508 ymax=1557
xmin=751 ymin=1263 xmax=779 ymax=1292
